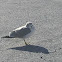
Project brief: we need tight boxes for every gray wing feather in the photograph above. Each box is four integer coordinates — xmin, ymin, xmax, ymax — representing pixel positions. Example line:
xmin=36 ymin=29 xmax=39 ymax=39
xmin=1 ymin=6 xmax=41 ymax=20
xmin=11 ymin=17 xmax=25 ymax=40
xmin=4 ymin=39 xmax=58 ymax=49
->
xmin=10 ymin=28 xmax=31 ymax=38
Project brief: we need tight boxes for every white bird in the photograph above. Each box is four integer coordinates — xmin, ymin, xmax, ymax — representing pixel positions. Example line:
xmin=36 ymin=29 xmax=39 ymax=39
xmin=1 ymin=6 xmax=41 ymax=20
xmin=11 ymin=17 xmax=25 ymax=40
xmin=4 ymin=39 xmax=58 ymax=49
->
xmin=1 ymin=22 xmax=35 ymax=45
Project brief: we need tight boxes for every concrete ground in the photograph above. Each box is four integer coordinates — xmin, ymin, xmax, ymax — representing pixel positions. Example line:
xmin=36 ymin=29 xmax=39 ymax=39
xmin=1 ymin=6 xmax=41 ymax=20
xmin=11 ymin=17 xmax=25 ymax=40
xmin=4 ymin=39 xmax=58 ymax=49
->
xmin=0 ymin=0 xmax=62 ymax=62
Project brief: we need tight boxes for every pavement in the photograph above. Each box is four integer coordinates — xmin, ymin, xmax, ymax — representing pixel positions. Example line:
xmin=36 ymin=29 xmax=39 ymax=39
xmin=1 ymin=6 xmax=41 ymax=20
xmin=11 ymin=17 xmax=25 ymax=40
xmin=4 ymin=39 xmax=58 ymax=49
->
xmin=0 ymin=0 xmax=62 ymax=62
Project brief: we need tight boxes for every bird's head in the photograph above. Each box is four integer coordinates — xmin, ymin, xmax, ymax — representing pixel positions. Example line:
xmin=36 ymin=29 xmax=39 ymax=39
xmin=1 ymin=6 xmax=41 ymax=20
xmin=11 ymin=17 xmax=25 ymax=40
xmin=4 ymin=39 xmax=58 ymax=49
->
xmin=26 ymin=22 xmax=35 ymax=35
xmin=26 ymin=22 xmax=35 ymax=30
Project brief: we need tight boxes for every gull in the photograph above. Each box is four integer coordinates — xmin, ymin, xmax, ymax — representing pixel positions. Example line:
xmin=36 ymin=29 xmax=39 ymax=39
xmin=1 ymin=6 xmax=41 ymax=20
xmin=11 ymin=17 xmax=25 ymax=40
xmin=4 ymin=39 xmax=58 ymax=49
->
xmin=1 ymin=22 xmax=35 ymax=45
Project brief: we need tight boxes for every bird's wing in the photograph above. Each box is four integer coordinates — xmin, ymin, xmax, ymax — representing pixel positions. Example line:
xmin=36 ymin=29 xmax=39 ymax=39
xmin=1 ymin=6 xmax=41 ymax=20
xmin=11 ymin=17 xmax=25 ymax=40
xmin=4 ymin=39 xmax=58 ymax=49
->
xmin=9 ymin=27 xmax=31 ymax=38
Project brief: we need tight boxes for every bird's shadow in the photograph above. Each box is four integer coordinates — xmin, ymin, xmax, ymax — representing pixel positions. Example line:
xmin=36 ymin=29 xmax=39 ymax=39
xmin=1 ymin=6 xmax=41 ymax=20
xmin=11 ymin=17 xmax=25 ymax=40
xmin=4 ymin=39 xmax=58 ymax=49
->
xmin=9 ymin=45 xmax=49 ymax=54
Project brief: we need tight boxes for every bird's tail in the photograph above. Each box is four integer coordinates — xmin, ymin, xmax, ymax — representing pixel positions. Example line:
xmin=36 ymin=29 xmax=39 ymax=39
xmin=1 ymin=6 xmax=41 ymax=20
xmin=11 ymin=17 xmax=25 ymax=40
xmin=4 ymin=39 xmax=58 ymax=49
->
xmin=1 ymin=36 xmax=13 ymax=38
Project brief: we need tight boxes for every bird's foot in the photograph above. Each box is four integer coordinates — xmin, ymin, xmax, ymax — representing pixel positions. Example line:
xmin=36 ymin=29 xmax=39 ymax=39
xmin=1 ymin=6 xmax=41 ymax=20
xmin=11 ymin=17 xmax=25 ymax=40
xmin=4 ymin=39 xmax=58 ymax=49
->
xmin=25 ymin=42 xmax=30 ymax=45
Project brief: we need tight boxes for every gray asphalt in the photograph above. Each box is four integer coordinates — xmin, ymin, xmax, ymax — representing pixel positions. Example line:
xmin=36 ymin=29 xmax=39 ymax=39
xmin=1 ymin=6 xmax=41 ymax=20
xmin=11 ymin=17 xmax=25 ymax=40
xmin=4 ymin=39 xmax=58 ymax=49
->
xmin=0 ymin=0 xmax=62 ymax=62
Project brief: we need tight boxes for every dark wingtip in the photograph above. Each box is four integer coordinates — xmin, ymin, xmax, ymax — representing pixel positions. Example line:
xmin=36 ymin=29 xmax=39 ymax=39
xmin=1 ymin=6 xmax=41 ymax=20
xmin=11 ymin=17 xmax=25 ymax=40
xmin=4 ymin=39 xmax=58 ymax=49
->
xmin=1 ymin=36 xmax=9 ymax=38
xmin=1 ymin=36 xmax=13 ymax=38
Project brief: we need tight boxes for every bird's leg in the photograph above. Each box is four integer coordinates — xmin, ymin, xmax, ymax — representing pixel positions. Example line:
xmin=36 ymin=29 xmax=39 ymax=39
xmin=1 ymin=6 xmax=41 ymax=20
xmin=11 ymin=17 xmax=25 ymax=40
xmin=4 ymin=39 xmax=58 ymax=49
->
xmin=23 ymin=39 xmax=29 ymax=45
xmin=24 ymin=39 xmax=28 ymax=45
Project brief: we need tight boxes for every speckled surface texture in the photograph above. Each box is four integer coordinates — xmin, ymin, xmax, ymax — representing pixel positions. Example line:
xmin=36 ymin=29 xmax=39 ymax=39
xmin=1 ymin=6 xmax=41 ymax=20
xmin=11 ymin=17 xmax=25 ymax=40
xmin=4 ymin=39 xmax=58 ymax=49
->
xmin=0 ymin=0 xmax=62 ymax=62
